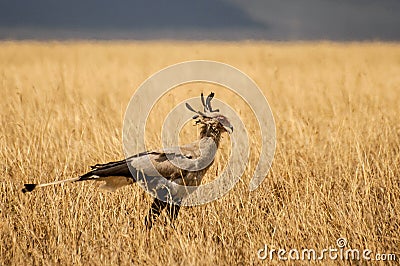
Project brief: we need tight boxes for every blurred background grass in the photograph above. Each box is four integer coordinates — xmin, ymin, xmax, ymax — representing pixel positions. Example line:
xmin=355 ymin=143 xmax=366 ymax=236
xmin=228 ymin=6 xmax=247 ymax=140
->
xmin=0 ymin=41 xmax=399 ymax=264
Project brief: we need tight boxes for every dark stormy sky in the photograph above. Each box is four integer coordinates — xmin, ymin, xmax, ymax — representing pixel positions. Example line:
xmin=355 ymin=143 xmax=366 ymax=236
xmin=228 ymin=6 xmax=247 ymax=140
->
xmin=0 ymin=0 xmax=399 ymax=41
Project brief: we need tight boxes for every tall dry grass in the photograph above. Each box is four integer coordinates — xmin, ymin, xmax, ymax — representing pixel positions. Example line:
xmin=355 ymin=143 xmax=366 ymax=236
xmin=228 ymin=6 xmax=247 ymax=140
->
xmin=0 ymin=41 xmax=399 ymax=265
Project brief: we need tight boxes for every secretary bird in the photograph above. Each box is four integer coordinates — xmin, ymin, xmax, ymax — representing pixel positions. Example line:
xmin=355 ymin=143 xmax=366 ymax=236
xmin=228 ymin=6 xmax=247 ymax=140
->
xmin=22 ymin=92 xmax=233 ymax=229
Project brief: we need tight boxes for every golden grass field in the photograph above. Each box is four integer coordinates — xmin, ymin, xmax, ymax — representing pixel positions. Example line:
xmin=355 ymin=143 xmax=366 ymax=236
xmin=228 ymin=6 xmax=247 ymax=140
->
xmin=1 ymin=41 xmax=399 ymax=265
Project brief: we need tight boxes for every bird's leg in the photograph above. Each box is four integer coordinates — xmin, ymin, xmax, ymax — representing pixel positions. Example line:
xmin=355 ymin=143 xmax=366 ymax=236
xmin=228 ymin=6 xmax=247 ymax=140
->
xmin=145 ymin=198 xmax=167 ymax=229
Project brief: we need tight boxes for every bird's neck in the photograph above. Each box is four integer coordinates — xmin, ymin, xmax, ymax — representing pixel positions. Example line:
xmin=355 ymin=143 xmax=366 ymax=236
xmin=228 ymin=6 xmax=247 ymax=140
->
xmin=199 ymin=125 xmax=222 ymax=147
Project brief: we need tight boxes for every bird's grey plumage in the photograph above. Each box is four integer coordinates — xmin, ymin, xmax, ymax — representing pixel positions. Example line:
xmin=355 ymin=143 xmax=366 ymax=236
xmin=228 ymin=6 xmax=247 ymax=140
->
xmin=22 ymin=92 xmax=233 ymax=229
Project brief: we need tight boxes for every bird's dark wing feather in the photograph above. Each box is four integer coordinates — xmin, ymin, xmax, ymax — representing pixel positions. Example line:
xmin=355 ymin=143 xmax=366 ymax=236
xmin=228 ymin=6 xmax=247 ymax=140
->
xmin=78 ymin=142 xmax=201 ymax=192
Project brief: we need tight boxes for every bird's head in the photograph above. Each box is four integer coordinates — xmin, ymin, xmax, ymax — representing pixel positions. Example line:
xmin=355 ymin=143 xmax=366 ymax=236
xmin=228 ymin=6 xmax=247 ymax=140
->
xmin=186 ymin=92 xmax=233 ymax=135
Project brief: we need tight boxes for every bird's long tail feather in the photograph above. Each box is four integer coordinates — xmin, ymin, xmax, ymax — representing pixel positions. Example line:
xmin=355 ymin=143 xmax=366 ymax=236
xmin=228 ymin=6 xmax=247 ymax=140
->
xmin=22 ymin=177 xmax=81 ymax=193
xmin=22 ymin=158 xmax=133 ymax=193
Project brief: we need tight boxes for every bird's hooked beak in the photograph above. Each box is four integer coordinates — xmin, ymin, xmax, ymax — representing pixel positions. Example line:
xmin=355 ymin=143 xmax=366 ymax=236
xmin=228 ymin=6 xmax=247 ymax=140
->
xmin=219 ymin=117 xmax=233 ymax=134
xmin=224 ymin=125 xmax=233 ymax=134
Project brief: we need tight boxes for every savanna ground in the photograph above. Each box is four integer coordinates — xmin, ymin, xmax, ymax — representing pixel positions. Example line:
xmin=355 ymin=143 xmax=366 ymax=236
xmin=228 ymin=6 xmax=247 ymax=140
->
xmin=0 ymin=41 xmax=399 ymax=265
